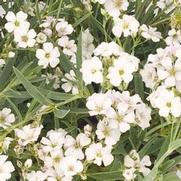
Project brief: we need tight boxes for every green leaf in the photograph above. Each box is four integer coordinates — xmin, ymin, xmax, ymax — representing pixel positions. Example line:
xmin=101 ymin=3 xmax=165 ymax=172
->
xmin=54 ymin=109 xmax=70 ymax=119
xmin=73 ymin=11 xmax=92 ymax=28
xmin=59 ymin=50 xmax=73 ymax=72
xmin=134 ymin=73 xmax=144 ymax=100
xmin=87 ymin=170 xmax=121 ymax=180
xmin=139 ymin=137 xmax=164 ymax=158
xmin=162 ymin=173 xmax=180 ymax=181
xmin=13 ymin=67 xmax=52 ymax=105
xmin=0 ymin=57 xmax=15 ymax=92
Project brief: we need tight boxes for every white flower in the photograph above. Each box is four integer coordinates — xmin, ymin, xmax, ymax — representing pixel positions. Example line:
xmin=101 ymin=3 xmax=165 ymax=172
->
xmin=123 ymin=168 xmax=136 ymax=181
xmin=14 ymin=29 xmax=36 ymax=48
xmin=82 ymin=29 xmax=95 ymax=59
xmin=61 ymin=70 xmax=79 ymax=95
xmin=86 ymin=93 xmax=112 ymax=116
xmin=108 ymin=105 xmax=135 ymax=133
xmin=80 ymin=56 xmax=103 ymax=85
xmin=57 ymin=36 xmax=77 ymax=56
xmin=140 ymin=24 xmax=162 ymax=42
xmin=96 ymin=119 xmax=120 ymax=146
xmin=36 ymin=42 xmax=60 ymax=68
xmin=60 ymin=157 xmax=83 ymax=177
xmin=15 ymin=124 xmax=43 ymax=146
xmin=104 ymin=0 xmax=129 ymax=18
xmin=112 ymin=15 xmax=140 ymax=37
xmin=5 ymin=11 xmax=30 ymax=33
xmin=76 ymin=133 xmax=91 ymax=147
xmin=165 ymin=29 xmax=181 ymax=45
xmin=65 ymin=133 xmax=91 ymax=160
xmin=26 ymin=171 xmax=47 ymax=181
xmin=107 ymin=53 xmax=139 ymax=87
xmin=94 ymin=41 xmax=123 ymax=57
xmin=36 ymin=32 xmax=47 ymax=44
xmin=0 ymin=155 xmax=14 ymax=181
xmin=85 ymin=143 xmax=113 ymax=166
xmin=40 ymin=129 xmax=66 ymax=154
xmin=43 ymin=149 xmax=64 ymax=168
xmin=55 ymin=19 xmax=73 ymax=37
xmin=148 ymin=87 xmax=181 ymax=117
xmin=0 ymin=108 xmax=15 ymax=129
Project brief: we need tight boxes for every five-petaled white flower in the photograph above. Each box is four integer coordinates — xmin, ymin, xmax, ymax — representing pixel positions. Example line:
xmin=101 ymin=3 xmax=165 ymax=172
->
xmin=36 ymin=42 xmax=60 ymax=68
xmin=5 ymin=11 xmax=30 ymax=33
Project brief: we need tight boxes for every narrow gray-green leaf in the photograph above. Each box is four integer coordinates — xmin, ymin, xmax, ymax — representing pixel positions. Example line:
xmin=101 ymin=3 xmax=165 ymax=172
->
xmin=13 ymin=67 xmax=52 ymax=105
xmin=54 ymin=109 xmax=70 ymax=119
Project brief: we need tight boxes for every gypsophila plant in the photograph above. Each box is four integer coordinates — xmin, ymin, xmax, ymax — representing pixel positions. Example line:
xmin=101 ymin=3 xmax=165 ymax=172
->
xmin=0 ymin=0 xmax=181 ymax=180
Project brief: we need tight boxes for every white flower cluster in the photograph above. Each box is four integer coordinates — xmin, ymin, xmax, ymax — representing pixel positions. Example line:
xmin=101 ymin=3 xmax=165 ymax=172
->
xmin=141 ymin=45 xmax=181 ymax=118
xmin=40 ymin=16 xmax=76 ymax=64
xmin=147 ymin=86 xmax=181 ymax=118
xmin=123 ymin=150 xmax=151 ymax=181
xmin=81 ymin=42 xmax=140 ymax=89
xmin=141 ymin=45 xmax=181 ymax=91
xmin=86 ymin=90 xmax=151 ymax=135
xmin=5 ymin=11 xmax=36 ymax=48
xmin=23 ymin=127 xmax=113 ymax=180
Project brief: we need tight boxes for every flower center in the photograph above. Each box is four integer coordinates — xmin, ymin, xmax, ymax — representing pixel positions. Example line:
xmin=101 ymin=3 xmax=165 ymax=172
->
xmin=54 ymin=156 xmax=61 ymax=163
xmin=103 ymin=127 xmax=110 ymax=136
xmin=45 ymin=53 xmax=51 ymax=59
xmin=68 ymin=165 xmax=74 ymax=171
xmin=166 ymin=102 xmax=172 ymax=108
xmin=114 ymin=0 xmax=123 ymax=8
xmin=96 ymin=151 xmax=102 ymax=158
xmin=91 ymin=69 xmax=97 ymax=74
xmin=21 ymin=35 xmax=28 ymax=42
xmin=116 ymin=114 xmax=123 ymax=122
xmin=169 ymin=68 xmax=176 ymax=76
xmin=14 ymin=20 xmax=20 ymax=27
xmin=119 ymin=69 xmax=125 ymax=75
xmin=123 ymin=23 xmax=129 ymax=29
xmin=95 ymin=106 xmax=102 ymax=113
